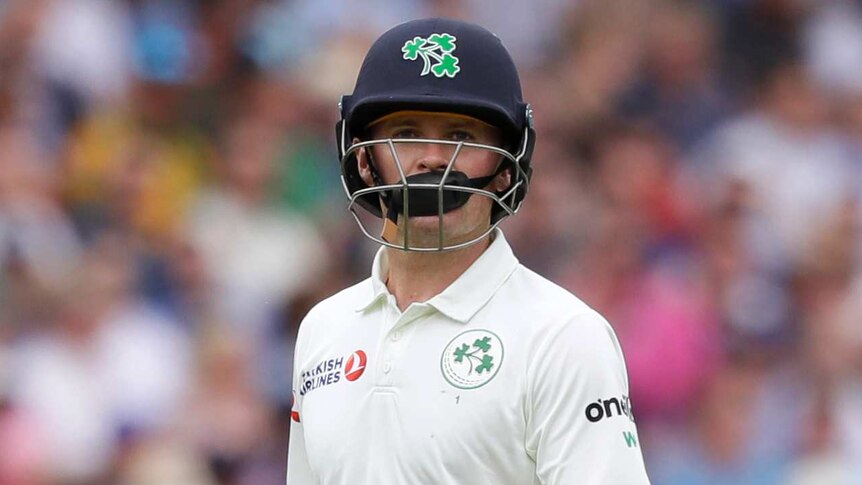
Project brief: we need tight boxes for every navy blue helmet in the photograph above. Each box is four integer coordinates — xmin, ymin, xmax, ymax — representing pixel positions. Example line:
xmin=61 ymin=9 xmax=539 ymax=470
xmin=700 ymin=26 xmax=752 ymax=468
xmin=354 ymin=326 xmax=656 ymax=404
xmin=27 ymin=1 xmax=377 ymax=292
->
xmin=336 ymin=18 xmax=535 ymax=250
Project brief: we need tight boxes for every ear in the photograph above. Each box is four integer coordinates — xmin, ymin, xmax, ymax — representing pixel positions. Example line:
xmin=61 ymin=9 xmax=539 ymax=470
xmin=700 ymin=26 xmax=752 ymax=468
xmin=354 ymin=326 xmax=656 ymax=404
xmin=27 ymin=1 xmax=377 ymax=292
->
xmin=355 ymin=139 xmax=375 ymax=187
xmin=492 ymin=165 xmax=512 ymax=192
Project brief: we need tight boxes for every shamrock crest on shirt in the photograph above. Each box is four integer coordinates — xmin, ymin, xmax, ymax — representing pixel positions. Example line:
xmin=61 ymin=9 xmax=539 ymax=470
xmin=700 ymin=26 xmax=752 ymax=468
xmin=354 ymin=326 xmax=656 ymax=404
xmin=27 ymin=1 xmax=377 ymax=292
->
xmin=441 ymin=330 xmax=503 ymax=389
xmin=451 ymin=337 xmax=495 ymax=375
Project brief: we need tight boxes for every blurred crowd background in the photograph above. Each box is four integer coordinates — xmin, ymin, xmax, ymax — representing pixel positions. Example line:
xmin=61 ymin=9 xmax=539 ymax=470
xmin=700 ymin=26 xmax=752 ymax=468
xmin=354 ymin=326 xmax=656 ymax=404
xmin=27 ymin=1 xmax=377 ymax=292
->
xmin=1 ymin=0 xmax=861 ymax=484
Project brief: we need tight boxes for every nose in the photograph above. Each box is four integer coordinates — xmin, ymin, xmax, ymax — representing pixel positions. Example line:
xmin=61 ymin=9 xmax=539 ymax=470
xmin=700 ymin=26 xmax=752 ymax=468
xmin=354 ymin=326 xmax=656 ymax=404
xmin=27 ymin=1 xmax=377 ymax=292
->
xmin=415 ymin=142 xmax=452 ymax=172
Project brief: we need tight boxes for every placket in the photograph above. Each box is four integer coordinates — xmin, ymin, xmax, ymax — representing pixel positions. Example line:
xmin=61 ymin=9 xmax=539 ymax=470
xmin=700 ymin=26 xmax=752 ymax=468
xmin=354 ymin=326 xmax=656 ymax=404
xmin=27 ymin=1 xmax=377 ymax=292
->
xmin=374 ymin=297 xmax=431 ymax=388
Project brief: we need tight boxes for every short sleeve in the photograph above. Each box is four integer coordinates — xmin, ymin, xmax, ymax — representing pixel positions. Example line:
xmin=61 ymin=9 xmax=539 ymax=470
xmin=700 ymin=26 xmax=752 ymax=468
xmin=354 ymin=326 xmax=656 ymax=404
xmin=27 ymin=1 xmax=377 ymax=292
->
xmin=525 ymin=311 xmax=651 ymax=484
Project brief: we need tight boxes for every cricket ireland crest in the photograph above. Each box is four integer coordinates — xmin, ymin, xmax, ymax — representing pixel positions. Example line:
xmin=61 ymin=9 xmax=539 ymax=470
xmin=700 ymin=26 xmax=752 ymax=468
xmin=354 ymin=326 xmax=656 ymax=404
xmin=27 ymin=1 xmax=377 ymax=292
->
xmin=401 ymin=33 xmax=460 ymax=78
xmin=441 ymin=329 xmax=503 ymax=389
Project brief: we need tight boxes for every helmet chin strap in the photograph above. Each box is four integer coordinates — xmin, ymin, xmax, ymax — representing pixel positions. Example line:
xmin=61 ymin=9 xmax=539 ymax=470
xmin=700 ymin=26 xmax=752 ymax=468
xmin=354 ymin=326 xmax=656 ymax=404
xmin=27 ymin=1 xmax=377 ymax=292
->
xmin=383 ymin=171 xmax=498 ymax=223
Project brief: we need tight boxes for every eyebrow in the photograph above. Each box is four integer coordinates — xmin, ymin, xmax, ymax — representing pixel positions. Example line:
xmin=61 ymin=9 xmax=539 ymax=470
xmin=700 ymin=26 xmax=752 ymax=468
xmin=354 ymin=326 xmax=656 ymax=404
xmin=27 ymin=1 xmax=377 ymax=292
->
xmin=381 ymin=119 xmax=476 ymax=130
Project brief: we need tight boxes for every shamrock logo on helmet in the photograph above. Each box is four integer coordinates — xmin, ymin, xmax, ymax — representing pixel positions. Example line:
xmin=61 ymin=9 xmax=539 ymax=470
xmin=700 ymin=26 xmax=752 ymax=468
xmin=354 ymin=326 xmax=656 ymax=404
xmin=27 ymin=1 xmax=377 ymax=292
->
xmin=401 ymin=32 xmax=460 ymax=78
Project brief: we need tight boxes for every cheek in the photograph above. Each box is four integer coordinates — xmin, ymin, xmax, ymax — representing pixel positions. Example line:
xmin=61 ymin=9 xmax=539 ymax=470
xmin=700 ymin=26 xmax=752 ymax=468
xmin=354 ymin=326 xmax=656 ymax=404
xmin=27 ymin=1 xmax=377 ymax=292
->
xmin=459 ymin=152 xmax=501 ymax=176
xmin=368 ymin=147 xmax=403 ymax=183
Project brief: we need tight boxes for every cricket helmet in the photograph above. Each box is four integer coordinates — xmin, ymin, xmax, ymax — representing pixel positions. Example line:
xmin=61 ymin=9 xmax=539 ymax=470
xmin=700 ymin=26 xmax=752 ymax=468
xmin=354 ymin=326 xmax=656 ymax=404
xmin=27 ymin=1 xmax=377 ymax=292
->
xmin=336 ymin=18 xmax=535 ymax=251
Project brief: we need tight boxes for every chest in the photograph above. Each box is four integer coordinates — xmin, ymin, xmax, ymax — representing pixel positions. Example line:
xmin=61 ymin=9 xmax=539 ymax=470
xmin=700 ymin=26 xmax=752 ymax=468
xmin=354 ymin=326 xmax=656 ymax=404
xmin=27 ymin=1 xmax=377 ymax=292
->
xmin=296 ymin=311 xmax=530 ymax=480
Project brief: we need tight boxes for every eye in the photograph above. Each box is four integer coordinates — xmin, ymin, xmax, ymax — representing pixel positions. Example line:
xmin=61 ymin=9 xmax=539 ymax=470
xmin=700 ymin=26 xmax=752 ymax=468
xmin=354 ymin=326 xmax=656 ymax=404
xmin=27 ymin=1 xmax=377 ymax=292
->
xmin=392 ymin=128 xmax=419 ymax=139
xmin=449 ymin=130 xmax=475 ymax=142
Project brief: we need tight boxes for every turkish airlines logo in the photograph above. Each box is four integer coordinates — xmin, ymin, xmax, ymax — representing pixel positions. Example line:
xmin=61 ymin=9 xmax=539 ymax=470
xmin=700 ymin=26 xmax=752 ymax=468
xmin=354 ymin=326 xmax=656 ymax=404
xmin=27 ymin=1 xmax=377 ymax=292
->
xmin=344 ymin=350 xmax=367 ymax=381
xmin=299 ymin=349 xmax=367 ymax=396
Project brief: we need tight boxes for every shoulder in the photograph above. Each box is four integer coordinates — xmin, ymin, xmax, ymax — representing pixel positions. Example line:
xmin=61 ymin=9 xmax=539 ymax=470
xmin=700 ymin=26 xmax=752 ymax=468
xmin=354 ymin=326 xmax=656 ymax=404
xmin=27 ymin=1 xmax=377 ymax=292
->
xmin=295 ymin=278 xmax=373 ymax=346
xmin=504 ymin=265 xmax=608 ymax=330
xmin=502 ymin=266 xmax=627 ymax=380
xmin=304 ymin=279 xmax=372 ymax=319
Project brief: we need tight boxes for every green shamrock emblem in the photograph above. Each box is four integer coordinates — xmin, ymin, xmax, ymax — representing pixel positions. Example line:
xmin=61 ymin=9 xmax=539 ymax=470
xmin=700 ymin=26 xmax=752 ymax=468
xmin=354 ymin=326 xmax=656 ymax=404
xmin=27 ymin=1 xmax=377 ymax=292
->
xmin=431 ymin=54 xmax=460 ymax=78
xmin=451 ymin=335 xmax=494 ymax=375
xmin=401 ymin=36 xmax=427 ymax=61
xmin=476 ymin=355 xmax=494 ymax=374
xmin=441 ymin=330 xmax=504 ymax=389
xmin=428 ymin=33 xmax=456 ymax=52
xmin=401 ymin=32 xmax=460 ymax=78
xmin=473 ymin=337 xmax=491 ymax=352
xmin=453 ymin=343 xmax=471 ymax=363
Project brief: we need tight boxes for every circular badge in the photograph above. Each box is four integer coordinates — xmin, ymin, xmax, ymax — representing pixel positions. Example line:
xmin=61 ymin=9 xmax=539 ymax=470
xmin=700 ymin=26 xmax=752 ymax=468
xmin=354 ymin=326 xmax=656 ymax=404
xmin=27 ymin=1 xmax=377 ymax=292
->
xmin=344 ymin=350 xmax=367 ymax=381
xmin=440 ymin=329 xmax=504 ymax=389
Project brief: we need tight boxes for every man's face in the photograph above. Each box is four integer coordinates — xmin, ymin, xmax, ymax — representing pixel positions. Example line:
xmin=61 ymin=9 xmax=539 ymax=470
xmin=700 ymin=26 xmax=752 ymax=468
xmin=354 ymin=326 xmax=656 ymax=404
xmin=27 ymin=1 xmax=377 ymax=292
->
xmin=356 ymin=111 xmax=511 ymax=249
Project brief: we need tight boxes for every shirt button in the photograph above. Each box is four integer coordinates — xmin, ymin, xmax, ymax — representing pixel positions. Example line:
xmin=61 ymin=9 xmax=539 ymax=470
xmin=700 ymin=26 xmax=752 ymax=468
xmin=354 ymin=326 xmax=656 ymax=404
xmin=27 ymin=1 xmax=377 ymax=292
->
xmin=391 ymin=331 xmax=401 ymax=342
xmin=383 ymin=362 xmax=392 ymax=374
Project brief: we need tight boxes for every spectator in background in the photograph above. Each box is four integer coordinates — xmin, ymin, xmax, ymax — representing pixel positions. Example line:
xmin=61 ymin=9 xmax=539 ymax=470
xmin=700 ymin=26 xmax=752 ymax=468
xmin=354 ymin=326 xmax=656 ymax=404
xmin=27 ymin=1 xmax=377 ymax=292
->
xmin=61 ymin=3 xmax=213 ymax=243
xmin=648 ymin=358 xmax=788 ymax=485
xmin=184 ymin=115 xmax=327 ymax=342
xmin=803 ymin=0 xmax=862 ymax=100
xmin=178 ymin=325 xmax=283 ymax=485
xmin=618 ymin=1 xmax=734 ymax=150
xmin=0 ymin=123 xmax=83 ymax=296
xmin=783 ymin=207 xmax=862 ymax=484
xmin=29 ymin=0 xmax=132 ymax=144
xmin=720 ymin=0 xmax=810 ymax=97
xmin=7 ymin=235 xmax=191 ymax=484
xmin=557 ymin=123 xmax=720 ymax=420
xmin=0 ymin=347 xmax=49 ymax=485
xmin=693 ymin=60 xmax=855 ymax=274
xmin=543 ymin=0 xmax=645 ymax=137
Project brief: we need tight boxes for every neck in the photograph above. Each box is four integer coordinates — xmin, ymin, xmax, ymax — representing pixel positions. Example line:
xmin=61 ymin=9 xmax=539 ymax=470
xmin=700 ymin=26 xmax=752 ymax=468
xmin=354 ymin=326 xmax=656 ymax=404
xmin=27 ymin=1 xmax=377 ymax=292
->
xmin=385 ymin=235 xmax=491 ymax=312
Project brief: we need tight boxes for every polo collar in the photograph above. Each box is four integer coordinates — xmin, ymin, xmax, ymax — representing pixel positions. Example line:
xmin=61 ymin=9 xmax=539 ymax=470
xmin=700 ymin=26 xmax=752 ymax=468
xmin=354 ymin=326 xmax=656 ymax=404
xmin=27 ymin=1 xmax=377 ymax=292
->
xmin=355 ymin=229 xmax=520 ymax=323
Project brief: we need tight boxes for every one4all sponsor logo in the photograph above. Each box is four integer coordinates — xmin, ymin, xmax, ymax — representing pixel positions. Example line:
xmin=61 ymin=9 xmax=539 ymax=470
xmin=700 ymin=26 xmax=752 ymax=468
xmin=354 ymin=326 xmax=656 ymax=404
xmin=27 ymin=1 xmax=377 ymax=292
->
xmin=299 ymin=350 xmax=366 ymax=396
xmin=584 ymin=394 xmax=635 ymax=423
xmin=584 ymin=395 xmax=640 ymax=448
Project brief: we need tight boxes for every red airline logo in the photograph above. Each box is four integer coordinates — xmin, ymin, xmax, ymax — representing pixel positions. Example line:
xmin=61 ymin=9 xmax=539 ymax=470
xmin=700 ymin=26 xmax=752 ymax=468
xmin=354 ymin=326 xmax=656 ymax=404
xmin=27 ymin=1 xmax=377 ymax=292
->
xmin=290 ymin=391 xmax=301 ymax=423
xmin=344 ymin=350 xmax=367 ymax=381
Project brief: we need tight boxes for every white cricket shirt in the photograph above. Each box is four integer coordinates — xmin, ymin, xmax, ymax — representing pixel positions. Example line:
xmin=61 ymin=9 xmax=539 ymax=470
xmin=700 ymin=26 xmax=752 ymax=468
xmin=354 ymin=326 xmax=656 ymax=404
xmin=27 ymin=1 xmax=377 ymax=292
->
xmin=287 ymin=230 xmax=651 ymax=484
